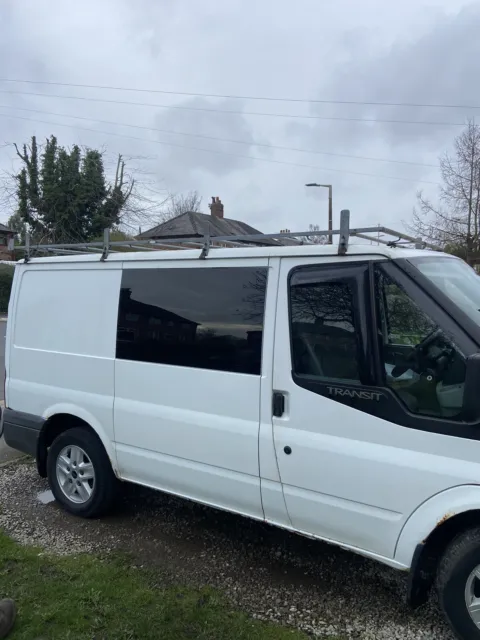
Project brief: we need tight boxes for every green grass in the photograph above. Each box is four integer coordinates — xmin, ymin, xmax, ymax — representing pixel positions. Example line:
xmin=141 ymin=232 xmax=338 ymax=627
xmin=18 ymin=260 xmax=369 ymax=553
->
xmin=0 ymin=532 xmax=340 ymax=640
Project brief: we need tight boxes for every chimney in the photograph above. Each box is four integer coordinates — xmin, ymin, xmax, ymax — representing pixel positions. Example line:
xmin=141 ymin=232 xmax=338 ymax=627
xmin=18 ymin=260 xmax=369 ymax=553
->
xmin=209 ymin=196 xmax=224 ymax=219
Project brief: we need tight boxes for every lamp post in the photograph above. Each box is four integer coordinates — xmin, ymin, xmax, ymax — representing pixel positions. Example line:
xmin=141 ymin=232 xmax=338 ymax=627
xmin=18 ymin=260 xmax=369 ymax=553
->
xmin=305 ymin=183 xmax=333 ymax=244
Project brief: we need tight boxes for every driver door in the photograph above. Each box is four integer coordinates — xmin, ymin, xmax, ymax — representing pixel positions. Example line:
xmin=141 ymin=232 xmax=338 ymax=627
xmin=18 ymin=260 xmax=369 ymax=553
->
xmin=272 ymin=257 xmax=477 ymax=559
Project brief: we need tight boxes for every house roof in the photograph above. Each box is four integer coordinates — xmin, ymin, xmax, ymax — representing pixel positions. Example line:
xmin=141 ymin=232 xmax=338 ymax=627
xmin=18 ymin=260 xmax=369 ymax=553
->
xmin=0 ymin=223 xmax=13 ymax=234
xmin=137 ymin=211 xmax=282 ymax=246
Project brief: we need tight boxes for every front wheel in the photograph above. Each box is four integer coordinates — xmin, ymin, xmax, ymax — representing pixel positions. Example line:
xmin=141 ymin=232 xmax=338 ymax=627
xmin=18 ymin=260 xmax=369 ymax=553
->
xmin=437 ymin=527 xmax=480 ymax=639
xmin=47 ymin=427 xmax=117 ymax=518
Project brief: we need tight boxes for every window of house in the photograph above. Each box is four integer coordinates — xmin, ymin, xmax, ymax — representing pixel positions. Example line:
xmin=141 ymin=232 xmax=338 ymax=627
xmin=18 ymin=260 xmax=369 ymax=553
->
xmin=374 ymin=265 xmax=466 ymax=418
xmin=290 ymin=275 xmax=360 ymax=383
xmin=116 ymin=267 xmax=268 ymax=375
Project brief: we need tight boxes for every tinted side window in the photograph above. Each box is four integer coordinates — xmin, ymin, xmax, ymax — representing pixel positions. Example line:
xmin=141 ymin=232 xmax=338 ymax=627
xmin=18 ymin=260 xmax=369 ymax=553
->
xmin=290 ymin=275 xmax=360 ymax=382
xmin=116 ymin=267 xmax=267 ymax=375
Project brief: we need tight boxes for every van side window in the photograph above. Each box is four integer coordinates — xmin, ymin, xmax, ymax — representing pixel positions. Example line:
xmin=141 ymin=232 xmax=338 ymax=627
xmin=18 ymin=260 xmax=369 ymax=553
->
xmin=374 ymin=264 xmax=466 ymax=418
xmin=116 ymin=267 xmax=267 ymax=375
xmin=290 ymin=276 xmax=360 ymax=383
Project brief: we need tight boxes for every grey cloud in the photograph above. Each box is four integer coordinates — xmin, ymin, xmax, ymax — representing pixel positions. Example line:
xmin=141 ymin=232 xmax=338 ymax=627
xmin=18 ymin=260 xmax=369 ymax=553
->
xmin=0 ymin=3 xmax=47 ymax=82
xmin=289 ymin=4 xmax=480 ymax=155
xmin=151 ymin=97 xmax=259 ymax=180
xmin=0 ymin=0 xmax=475 ymax=235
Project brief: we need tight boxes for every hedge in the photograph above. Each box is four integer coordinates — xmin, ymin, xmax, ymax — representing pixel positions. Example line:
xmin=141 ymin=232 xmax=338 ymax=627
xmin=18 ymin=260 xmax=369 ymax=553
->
xmin=0 ymin=265 xmax=14 ymax=313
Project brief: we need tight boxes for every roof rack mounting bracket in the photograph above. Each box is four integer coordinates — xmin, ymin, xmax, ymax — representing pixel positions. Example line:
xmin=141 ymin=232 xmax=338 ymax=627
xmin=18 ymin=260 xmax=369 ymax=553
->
xmin=24 ymin=232 xmax=30 ymax=263
xmin=100 ymin=228 xmax=110 ymax=262
xmin=338 ymin=210 xmax=350 ymax=256
xmin=387 ymin=237 xmax=402 ymax=247
xmin=199 ymin=233 xmax=210 ymax=259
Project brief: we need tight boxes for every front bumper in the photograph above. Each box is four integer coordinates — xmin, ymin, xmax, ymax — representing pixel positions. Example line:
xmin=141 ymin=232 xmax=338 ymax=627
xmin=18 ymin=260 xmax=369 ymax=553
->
xmin=2 ymin=408 xmax=45 ymax=457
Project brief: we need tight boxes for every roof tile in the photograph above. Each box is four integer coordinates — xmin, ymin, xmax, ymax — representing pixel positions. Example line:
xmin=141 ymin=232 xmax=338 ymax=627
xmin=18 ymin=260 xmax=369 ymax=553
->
xmin=137 ymin=211 xmax=282 ymax=245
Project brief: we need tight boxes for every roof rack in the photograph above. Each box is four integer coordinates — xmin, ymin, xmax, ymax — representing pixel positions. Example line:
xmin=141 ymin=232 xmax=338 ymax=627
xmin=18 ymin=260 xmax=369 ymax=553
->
xmin=17 ymin=210 xmax=441 ymax=262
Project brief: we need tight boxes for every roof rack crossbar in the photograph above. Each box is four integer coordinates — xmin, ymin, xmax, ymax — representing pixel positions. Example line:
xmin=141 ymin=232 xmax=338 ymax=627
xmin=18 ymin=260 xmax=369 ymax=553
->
xmin=17 ymin=235 xmax=256 ymax=251
xmin=45 ymin=248 xmax=96 ymax=255
xmin=41 ymin=247 xmax=123 ymax=255
xmin=354 ymin=233 xmax=390 ymax=246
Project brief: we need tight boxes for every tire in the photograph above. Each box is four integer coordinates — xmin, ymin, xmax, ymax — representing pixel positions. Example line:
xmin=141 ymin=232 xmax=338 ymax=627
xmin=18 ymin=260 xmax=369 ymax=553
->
xmin=47 ymin=427 xmax=117 ymax=518
xmin=437 ymin=526 xmax=480 ymax=640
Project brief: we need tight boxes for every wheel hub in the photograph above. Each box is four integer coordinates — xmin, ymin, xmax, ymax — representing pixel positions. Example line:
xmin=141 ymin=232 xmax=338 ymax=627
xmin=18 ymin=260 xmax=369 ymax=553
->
xmin=55 ymin=445 xmax=95 ymax=505
xmin=465 ymin=566 xmax=480 ymax=628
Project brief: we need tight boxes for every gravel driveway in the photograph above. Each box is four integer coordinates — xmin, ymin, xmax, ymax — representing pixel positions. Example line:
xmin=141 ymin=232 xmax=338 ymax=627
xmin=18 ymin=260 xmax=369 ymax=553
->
xmin=0 ymin=459 xmax=455 ymax=639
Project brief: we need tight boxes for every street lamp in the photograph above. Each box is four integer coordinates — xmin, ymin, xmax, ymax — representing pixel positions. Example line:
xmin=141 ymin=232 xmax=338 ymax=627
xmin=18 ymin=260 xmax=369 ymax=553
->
xmin=305 ymin=183 xmax=333 ymax=244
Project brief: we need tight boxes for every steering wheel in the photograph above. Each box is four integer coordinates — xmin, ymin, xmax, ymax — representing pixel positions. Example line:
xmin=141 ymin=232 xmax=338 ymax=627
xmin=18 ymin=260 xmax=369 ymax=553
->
xmin=415 ymin=328 xmax=444 ymax=353
xmin=390 ymin=328 xmax=444 ymax=379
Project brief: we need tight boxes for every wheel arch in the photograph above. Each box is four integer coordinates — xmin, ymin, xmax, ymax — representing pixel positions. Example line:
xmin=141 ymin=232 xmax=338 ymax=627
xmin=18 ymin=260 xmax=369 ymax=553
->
xmin=395 ymin=485 xmax=480 ymax=608
xmin=37 ymin=404 xmax=118 ymax=478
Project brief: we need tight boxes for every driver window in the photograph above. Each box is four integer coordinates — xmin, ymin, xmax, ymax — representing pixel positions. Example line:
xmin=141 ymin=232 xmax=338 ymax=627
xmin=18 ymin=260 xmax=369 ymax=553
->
xmin=375 ymin=265 xmax=466 ymax=419
xmin=290 ymin=279 xmax=360 ymax=383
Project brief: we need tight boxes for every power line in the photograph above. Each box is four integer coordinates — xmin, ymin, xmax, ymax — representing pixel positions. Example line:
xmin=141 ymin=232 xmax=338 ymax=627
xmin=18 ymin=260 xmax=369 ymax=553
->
xmin=0 ymin=104 xmax=438 ymax=168
xmin=1 ymin=77 xmax=479 ymax=110
xmin=0 ymin=89 xmax=466 ymax=127
xmin=0 ymin=111 xmax=440 ymax=185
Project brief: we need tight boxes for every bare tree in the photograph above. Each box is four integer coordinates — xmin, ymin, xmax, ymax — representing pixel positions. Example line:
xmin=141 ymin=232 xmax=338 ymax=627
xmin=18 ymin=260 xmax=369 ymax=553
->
xmin=408 ymin=119 xmax=480 ymax=263
xmin=305 ymin=223 xmax=328 ymax=245
xmin=163 ymin=190 xmax=203 ymax=221
xmin=118 ymin=179 xmax=170 ymax=235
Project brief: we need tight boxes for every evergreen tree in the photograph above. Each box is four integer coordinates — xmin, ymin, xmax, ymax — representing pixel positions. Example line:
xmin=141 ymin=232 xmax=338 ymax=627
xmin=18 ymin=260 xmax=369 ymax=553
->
xmin=13 ymin=136 xmax=133 ymax=243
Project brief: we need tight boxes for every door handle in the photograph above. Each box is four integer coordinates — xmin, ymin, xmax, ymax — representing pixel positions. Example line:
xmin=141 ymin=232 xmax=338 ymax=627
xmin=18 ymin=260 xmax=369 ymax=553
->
xmin=272 ymin=392 xmax=285 ymax=418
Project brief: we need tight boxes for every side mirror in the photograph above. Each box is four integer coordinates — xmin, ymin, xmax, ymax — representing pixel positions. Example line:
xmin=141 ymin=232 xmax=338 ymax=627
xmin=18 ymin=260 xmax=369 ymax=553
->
xmin=463 ymin=353 xmax=480 ymax=421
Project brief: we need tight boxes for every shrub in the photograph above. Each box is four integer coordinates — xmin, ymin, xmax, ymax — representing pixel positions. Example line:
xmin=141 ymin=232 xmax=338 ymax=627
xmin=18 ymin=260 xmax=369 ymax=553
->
xmin=0 ymin=265 xmax=14 ymax=313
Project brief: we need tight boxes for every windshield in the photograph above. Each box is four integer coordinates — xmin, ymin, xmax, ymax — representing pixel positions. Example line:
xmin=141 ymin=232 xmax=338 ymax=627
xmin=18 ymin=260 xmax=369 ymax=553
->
xmin=409 ymin=256 xmax=480 ymax=326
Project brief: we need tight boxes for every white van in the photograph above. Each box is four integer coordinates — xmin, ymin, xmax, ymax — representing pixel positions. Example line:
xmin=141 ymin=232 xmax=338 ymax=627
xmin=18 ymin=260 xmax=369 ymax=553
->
xmin=3 ymin=216 xmax=480 ymax=640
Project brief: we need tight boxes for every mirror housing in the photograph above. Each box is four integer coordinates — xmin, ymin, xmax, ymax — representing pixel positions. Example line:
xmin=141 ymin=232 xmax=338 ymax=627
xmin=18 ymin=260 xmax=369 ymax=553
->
xmin=463 ymin=353 xmax=480 ymax=422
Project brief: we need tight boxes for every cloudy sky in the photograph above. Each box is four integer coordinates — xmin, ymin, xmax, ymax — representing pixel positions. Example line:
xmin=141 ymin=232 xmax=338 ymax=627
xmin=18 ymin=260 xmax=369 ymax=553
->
xmin=0 ymin=0 xmax=478 ymax=237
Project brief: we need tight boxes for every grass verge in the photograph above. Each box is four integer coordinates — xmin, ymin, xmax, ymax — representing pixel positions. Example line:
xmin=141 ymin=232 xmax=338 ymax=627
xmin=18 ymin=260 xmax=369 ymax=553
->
xmin=0 ymin=531 xmax=342 ymax=639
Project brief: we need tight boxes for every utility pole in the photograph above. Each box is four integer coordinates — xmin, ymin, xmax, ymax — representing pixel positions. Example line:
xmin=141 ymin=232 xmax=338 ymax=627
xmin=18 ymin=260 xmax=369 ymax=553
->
xmin=305 ymin=183 xmax=333 ymax=243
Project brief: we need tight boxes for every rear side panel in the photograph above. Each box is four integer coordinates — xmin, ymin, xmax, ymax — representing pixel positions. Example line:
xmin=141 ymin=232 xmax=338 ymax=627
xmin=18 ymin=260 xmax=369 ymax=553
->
xmin=6 ymin=262 xmax=122 ymax=463
xmin=4 ymin=263 xmax=22 ymax=410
